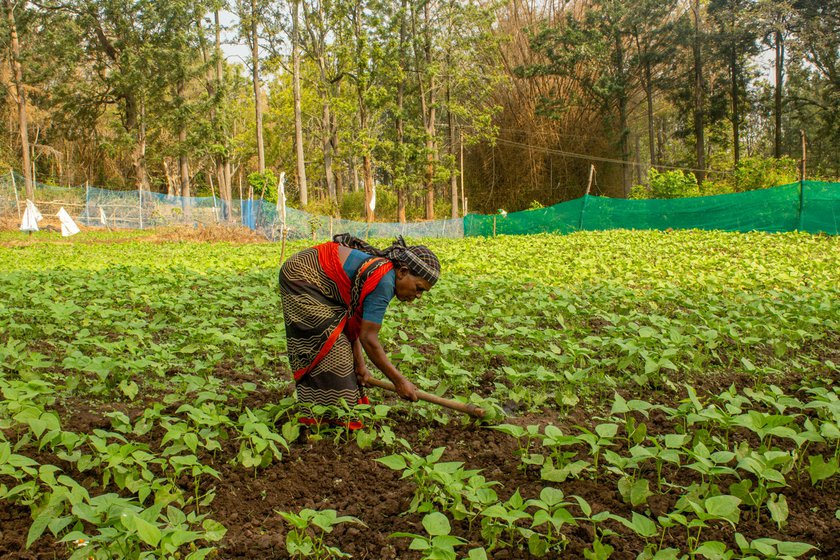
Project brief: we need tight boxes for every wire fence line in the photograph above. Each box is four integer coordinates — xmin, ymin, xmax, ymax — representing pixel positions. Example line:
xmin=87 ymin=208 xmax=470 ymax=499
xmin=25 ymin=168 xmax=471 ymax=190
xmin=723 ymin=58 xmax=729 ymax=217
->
xmin=3 ymin=171 xmax=837 ymax=238
xmin=0 ymin=172 xmax=465 ymax=240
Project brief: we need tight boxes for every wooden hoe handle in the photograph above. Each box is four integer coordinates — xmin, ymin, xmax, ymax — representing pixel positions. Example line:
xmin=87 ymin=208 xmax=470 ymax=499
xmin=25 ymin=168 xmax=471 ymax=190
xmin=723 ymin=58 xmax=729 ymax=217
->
xmin=365 ymin=377 xmax=486 ymax=418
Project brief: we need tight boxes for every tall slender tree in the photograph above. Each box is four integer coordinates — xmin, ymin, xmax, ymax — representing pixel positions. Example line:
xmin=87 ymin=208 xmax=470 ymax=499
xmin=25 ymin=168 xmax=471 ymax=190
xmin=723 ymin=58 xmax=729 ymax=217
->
xmin=291 ymin=0 xmax=308 ymax=205
xmin=628 ymin=0 xmax=678 ymax=171
xmin=237 ymin=0 xmax=266 ymax=174
xmin=709 ymin=0 xmax=759 ymax=167
xmin=691 ymin=0 xmax=706 ymax=182
xmin=3 ymin=0 xmax=33 ymax=199
xmin=757 ymin=0 xmax=793 ymax=159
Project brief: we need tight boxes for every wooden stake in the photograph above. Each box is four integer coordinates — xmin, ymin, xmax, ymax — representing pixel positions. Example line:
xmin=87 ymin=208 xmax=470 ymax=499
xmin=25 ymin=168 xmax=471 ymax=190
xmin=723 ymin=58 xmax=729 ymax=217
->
xmin=800 ymin=129 xmax=806 ymax=182
xmin=280 ymin=226 xmax=289 ymax=264
xmin=459 ymin=129 xmax=465 ymax=217
xmin=586 ymin=164 xmax=596 ymax=195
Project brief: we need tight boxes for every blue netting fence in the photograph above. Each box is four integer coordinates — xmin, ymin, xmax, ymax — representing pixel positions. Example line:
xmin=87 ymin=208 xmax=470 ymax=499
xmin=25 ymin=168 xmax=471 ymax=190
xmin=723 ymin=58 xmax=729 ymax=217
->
xmin=0 ymin=172 xmax=464 ymax=239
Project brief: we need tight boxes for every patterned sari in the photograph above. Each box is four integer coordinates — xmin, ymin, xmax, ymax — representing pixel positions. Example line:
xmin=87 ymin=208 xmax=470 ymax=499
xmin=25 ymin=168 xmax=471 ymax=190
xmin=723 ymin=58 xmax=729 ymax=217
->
xmin=278 ymin=242 xmax=393 ymax=410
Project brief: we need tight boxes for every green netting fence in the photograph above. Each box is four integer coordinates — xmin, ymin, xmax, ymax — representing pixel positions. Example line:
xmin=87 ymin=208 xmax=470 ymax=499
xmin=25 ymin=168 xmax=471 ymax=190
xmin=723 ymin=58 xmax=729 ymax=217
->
xmin=2 ymin=171 xmax=837 ymax=238
xmin=464 ymin=181 xmax=840 ymax=236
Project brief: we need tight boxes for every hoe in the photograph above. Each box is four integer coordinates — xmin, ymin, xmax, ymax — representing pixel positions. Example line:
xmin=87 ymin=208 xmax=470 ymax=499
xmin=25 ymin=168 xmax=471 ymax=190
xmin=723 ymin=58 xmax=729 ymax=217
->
xmin=366 ymin=377 xmax=486 ymax=418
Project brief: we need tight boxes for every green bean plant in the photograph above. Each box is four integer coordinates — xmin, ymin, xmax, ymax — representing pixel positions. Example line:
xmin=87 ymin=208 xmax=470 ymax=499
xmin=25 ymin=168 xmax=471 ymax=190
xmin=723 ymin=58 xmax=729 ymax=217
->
xmin=376 ymin=446 xmax=493 ymax=516
xmin=391 ymin=511 xmax=468 ymax=560
xmin=524 ymin=487 xmax=574 ymax=555
xmin=0 ymin=441 xmax=46 ymax=508
xmin=733 ymin=448 xmax=793 ymax=523
xmin=633 ymin=434 xmax=687 ymax=491
xmin=479 ymin=489 xmax=533 ymax=552
xmin=235 ymin=408 xmax=289 ymax=473
xmin=807 ymin=454 xmax=838 ymax=487
xmin=570 ymin=495 xmax=615 ymax=560
xmin=658 ymin=484 xmax=741 ymax=555
xmin=683 ymin=440 xmax=737 ymax=483
xmin=490 ymin=424 xmax=542 ymax=470
xmin=734 ymin=533 xmax=816 ymax=559
xmin=167 ymin=454 xmax=220 ymax=513
xmin=575 ymin=422 xmax=619 ymax=480
xmin=606 ymin=512 xmax=660 ymax=557
xmin=540 ymin=425 xmax=590 ymax=483
xmin=58 ymin=496 xmax=226 ymax=560
xmin=278 ymin=508 xmax=365 ymax=559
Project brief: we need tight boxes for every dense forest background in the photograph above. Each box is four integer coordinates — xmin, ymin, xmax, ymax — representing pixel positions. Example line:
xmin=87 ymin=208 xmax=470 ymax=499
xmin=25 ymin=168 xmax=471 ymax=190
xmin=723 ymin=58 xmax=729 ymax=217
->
xmin=1 ymin=0 xmax=838 ymax=222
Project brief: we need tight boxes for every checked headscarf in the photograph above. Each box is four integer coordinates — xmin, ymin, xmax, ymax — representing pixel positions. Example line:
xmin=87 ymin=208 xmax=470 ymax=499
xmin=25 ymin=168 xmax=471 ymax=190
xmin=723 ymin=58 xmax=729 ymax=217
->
xmin=333 ymin=234 xmax=441 ymax=286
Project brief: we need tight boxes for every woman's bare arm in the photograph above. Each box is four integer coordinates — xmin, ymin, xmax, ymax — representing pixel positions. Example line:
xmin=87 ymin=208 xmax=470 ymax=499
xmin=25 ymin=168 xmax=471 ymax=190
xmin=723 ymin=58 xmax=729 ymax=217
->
xmin=358 ymin=319 xmax=418 ymax=401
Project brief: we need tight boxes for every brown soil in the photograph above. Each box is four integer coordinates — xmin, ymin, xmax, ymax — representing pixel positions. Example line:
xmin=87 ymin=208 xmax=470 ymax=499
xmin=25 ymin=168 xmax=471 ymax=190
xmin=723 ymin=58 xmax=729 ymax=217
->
xmin=1 ymin=374 xmax=838 ymax=559
xmin=0 ymin=224 xmax=268 ymax=246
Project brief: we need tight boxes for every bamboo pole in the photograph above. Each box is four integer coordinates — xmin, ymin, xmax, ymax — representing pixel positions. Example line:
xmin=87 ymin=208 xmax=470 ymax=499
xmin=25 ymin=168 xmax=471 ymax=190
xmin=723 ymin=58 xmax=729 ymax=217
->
xmin=579 ymin=164 xmax=596 ymax=231
xmin=798 ymin=130 xmax=807 ymax=231
xmin=799 ymin=129 xmax=806 ymax=182
xmin=365 ymin=377 xmax=485 ymax=418
xmin=460 ymin=128 xmax=465 ymax=217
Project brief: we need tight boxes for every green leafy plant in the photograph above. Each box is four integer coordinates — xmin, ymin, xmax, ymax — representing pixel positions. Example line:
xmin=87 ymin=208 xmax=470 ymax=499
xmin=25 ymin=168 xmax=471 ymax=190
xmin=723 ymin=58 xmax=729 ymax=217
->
xmin=58 ymin=495 xmax=225 ymax=560
xmin=278 ymin=508 xmax=365 ymax=559
xmin=236 ymin=408 xmax=289 ymax=473
xmin=391 ymin=511 xmax=467 ymax=560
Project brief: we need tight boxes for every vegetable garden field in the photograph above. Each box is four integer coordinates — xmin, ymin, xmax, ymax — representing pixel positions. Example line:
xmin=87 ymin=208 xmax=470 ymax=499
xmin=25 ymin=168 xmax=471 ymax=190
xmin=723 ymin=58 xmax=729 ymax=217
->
xmin=1 ymin=230 xmax=838 ymax=560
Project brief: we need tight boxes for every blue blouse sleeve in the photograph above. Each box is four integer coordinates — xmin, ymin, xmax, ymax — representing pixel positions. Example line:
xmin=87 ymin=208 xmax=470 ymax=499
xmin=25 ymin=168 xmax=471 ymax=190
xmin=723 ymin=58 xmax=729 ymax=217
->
xmin=361 ymin=270 xmax=396 ymax=324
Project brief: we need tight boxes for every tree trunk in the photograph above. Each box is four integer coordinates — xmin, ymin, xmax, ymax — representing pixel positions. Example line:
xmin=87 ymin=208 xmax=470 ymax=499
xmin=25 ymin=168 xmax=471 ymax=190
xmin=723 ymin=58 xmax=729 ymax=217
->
xmin=177 ymin=80 xmax=191 ymax=200
xmin=415 ymin=0 xmax=436 ymax=220
xmin=448 ymin=80 xmax=458 ymax=218
xmin=731 ymin=52 xmax=740 ymax=167
xmin=163 ymin=159 xmax=177 ymax=196
xmin=424 ymin=2 xmax=435 ymax=220
xmin=4 ymin=0 xmax=33 ymax=200
xmin=363 ymin=154 xmax=374 ymax=223
xmin=322 ymin=103 xmax=336 ymax=201
xmin=619 ymin=94 xmax=631 ymax=197
xmin=352 ymin=157 xmax=359 ymax=192
xmin=615 ymin=34 xmax=631 ymax=197
xmin=692 ymin=0 xmax=706 ymax=183
xmin=292 ymin=0 xmax=308 ymax=205
xmin=774 ymin=30 xmax=783 ymax=159
xmin=215 ymin=9 xmax=232 ymax=220
xmin=129 ymin=96 xmax=149 ymax=191
xmin=644 ymin=59 xmax=657 ymax=170
xmin=250 ymin=0 xmax=265 ymax=173
xmin=331 ymin=119 xmax=343 ymax=200
xmin=424 ymin=133 xmax=435 ymax=219
xmin=395 ymin=0 xmax=408 ymax=223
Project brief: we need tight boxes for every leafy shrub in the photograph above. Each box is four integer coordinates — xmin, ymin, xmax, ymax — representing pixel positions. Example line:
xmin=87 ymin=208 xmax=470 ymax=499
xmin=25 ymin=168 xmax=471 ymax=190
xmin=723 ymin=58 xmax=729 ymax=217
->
xmin=630 ymin=169 xmax=700 ymax=199
xmin=733 ymin=156 xmax=798 ymax=192
xmin=699 ymin=180 xmax=734 ymax=196
xmin=248 ymin=170 xmax=279 ymax=203
xmin=339 ymin=187 xmax=452 ymax=222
